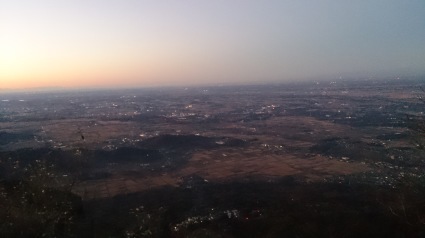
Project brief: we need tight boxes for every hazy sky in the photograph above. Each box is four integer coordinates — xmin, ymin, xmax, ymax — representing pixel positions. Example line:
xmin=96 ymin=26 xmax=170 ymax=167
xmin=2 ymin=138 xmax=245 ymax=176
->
xmin=1 ymin=0 xmax=424 ymax=89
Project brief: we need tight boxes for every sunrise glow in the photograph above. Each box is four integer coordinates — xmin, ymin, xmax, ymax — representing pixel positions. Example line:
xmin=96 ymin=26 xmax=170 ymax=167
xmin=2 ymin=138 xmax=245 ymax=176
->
xmin=1 ymin=1 xmax=424 ymax=89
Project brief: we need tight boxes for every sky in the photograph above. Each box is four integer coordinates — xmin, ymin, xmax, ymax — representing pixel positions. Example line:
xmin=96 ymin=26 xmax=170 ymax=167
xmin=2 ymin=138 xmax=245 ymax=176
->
xmin=1 ymin=0 xmax=424 ymax=89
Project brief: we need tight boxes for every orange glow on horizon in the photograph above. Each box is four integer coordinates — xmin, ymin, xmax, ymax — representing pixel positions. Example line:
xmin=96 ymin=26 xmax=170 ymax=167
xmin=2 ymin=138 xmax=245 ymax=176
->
xmin=0 ymin=60 xmax=225 ymax=89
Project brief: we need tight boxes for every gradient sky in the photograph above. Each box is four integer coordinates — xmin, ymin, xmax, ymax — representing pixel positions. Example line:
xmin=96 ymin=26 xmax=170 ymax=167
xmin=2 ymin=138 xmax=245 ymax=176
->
xmin=1 ymin=0 xmax=424 ymax=89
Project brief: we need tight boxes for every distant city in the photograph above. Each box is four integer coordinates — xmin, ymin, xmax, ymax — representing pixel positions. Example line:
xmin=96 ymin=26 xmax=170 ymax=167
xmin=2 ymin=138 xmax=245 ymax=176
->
xmin=1 ymin=78 xmax=424 ymax=236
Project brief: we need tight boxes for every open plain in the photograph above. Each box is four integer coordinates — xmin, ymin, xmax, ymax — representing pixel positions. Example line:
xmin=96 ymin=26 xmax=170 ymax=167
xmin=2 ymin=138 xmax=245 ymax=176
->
xmin=1 ymin=79 xmax=425 ymax=237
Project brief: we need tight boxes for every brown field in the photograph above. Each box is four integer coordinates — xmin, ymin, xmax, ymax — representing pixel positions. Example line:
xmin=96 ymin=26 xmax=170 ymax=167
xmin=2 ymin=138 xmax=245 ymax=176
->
xmin=73 ymin=145 xmax=369 ymax=200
